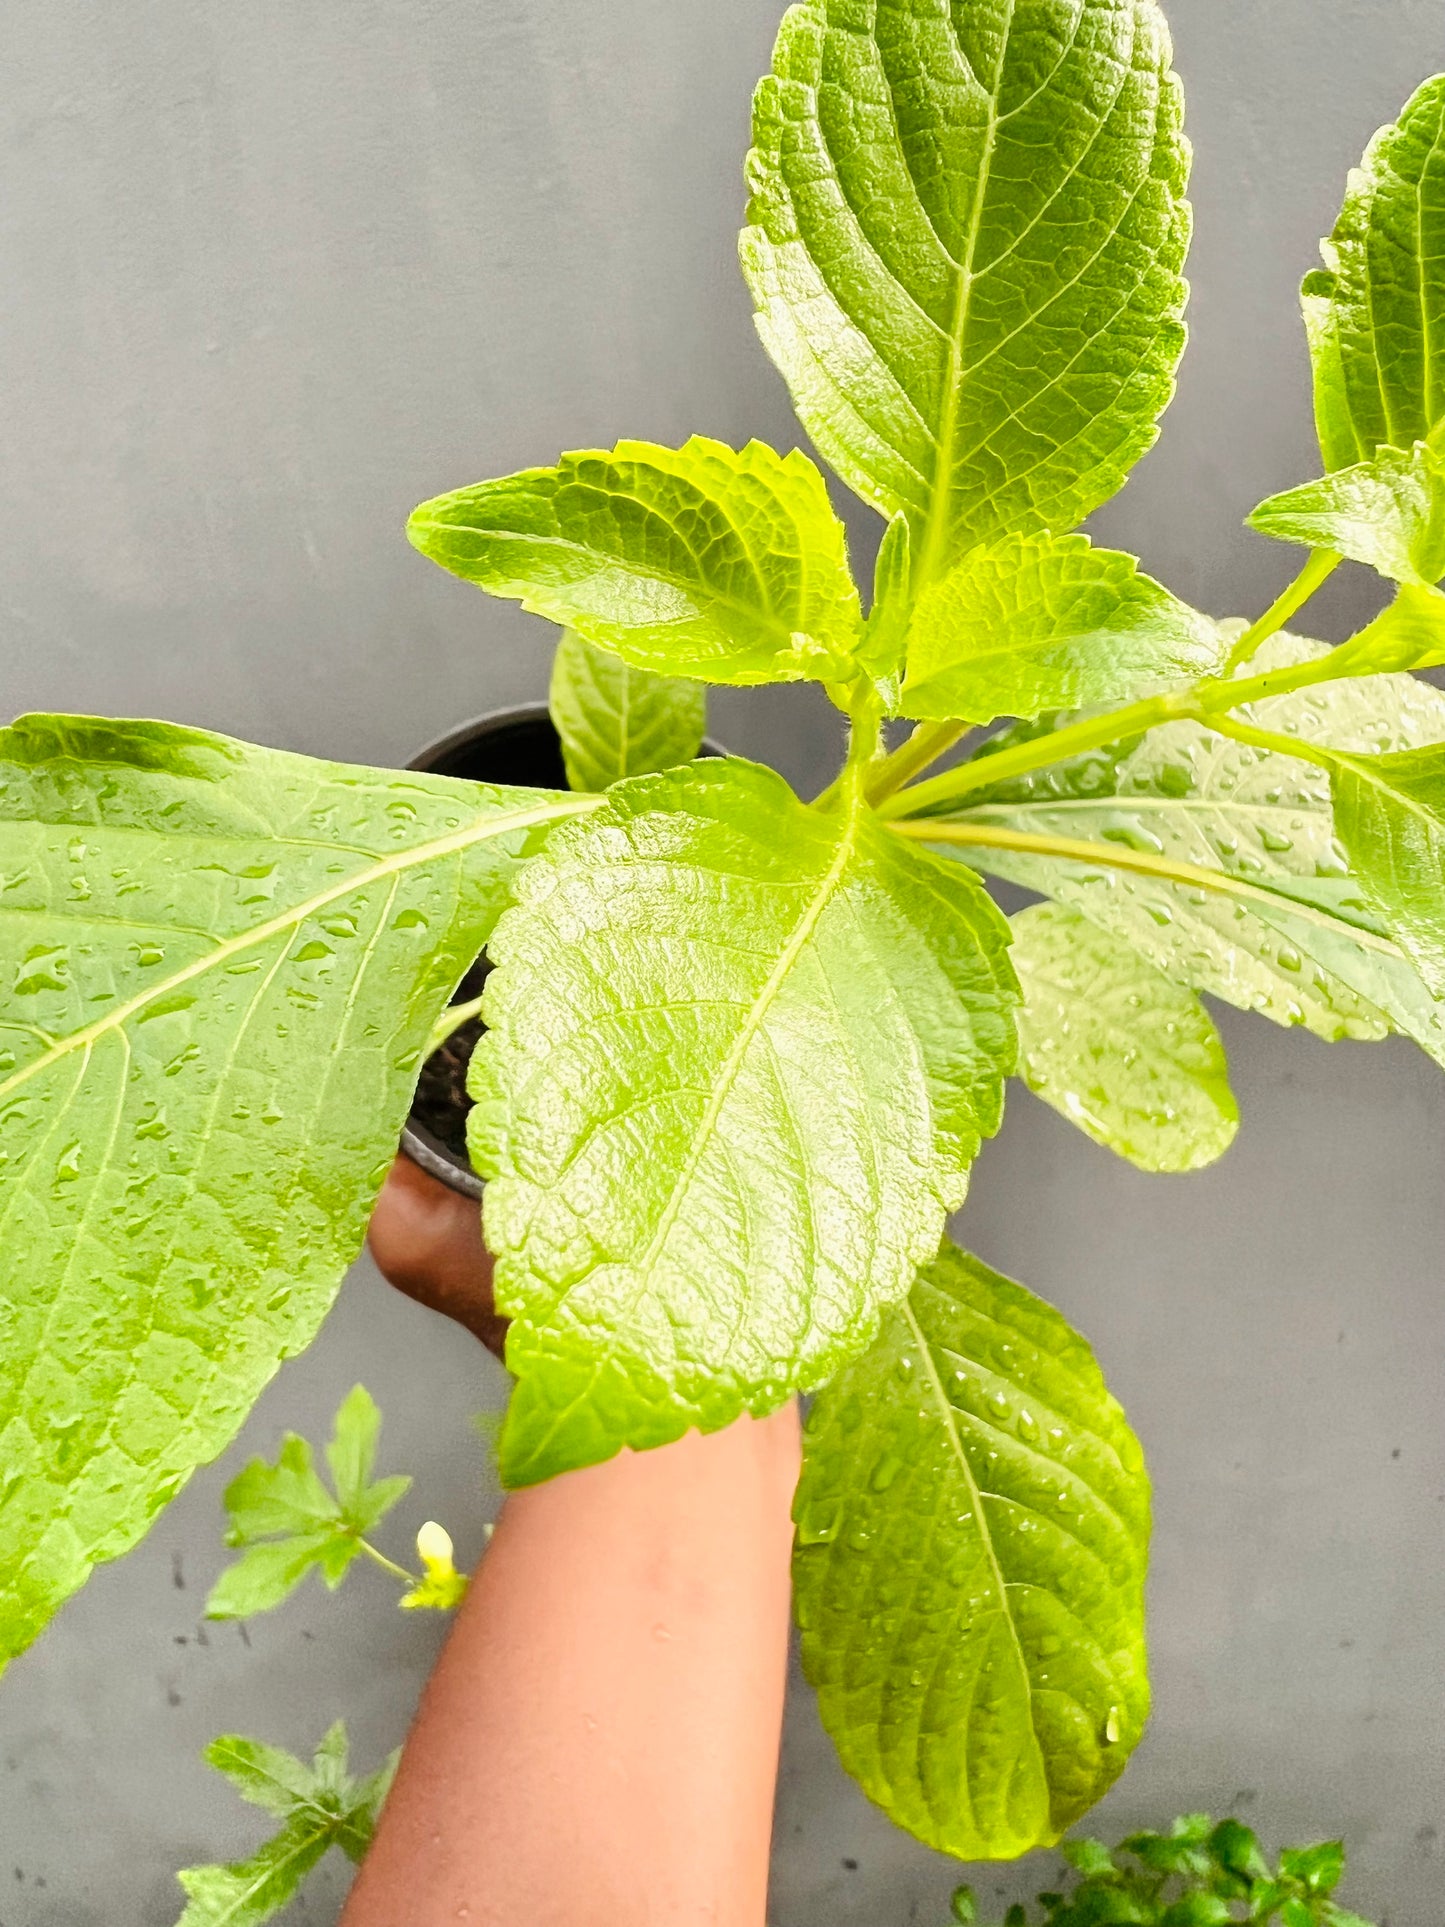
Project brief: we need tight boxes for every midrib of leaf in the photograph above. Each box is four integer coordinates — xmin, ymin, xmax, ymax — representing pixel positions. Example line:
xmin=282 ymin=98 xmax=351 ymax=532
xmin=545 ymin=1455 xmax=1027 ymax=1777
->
xmin=898 ymin=1295 xmax=1042 ymax=1822
xmin=618 ymin=661 xmax=634 ymax=771
xmin=199 ymin=1818 xmax=336 ymax=1926
xmin=917 ymin=1 xmax=1014 ymax=592
xmin=616 ymin=791 xmax=866 ymax=1321
xmin=206 ymin=1741 xmax=335 ymax=1821
xmin=1415 ymin=120 xmax=1441 ymax=434
xmin=899 ymin=820 xmax=1403 ymax=958
xmin=0 ymin=795 xmax=597 ymax=1105
xmin=427 ymin=523 xmax=793 ymax=645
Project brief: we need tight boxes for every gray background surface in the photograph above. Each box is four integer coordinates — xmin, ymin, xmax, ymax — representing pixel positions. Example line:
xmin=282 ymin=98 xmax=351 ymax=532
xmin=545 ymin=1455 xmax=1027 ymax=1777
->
xmin=1 ymin=1 xmax=1442 ymax=1921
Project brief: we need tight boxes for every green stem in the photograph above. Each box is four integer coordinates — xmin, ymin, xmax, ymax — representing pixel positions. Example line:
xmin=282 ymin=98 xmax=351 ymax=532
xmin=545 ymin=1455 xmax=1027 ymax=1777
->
xmin=877 ymin=689 xmax=1199 ymax=819
xmin=1201 ymin=710 xmax=1343 ymax=777
xmin=880 ymin=633 xmax=1370 ymax=821
xmin=864 ymin=719 xmax=973 ymax=804
xmin=356 ymin=1538 xmax=420 ymax=1587
xmin=888 ymin=818 xmax=1400 ymax=957
xmin=425 ymin=994 xmax=485 ymax=1061
xmin=1224 ymin=548 xmax=1342 ymax=673
xmin=816 ymin=688 xmax=885 ymax=809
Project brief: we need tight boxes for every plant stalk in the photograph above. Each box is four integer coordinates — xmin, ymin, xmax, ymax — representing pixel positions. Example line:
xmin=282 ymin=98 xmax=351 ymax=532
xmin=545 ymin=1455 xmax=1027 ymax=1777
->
xmin=424 ymin=994 xmax=486 ymax=1061
xmin=879 ymin=631 xmax=1374 ymax=821
xmin=356 ymin=1538 xmax=420 ymax=1587
xmin=888 ymin=817 xmax=1400 ymax=957
xmin=863 ymin=719 xmax=973 ymax=804
xmin=1223 ymin=548 xmax=1342 ymax=673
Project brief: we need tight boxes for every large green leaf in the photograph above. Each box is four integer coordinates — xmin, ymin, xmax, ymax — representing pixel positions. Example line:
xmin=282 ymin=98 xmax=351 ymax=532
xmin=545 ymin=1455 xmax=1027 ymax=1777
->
xmin=899 ymin=535 xmax=1223 ymax=724
xmin=1010 ymin=903 xmax=1237 ymax=1173
xmin=793 ymin=1239 xmax=1149 ymax=1861
xmin=742 ymin=0 xmax=1191 ymax=583
xmin=408 ymin=437 xmax=862 ymax=684
xmin=0 ymin=715 xmax=586 ymax=1665
xmin=548 ymin=628 xmax=707 ymax=793
xmin=470 ymin=758 xmax=1018 ymax=1487
xmin=925 ymin=637 xmax=1445 ymax=1039
xmin=1248 ymin=444 xmax=1445 ymax=587
xmin=1331 ymin=743 xmax=1445 ymax=997
xmin=1304 ymin=75 xmax=1445 ymax=470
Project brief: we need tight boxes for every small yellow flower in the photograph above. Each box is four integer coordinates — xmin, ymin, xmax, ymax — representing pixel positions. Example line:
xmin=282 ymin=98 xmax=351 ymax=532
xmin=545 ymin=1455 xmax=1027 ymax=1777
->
xmin=400 ymin=1519 xmax=470 ymax=1612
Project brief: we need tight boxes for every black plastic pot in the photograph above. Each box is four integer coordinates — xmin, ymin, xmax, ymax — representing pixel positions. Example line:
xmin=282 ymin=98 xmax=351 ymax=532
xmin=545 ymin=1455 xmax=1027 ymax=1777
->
xmin=399 ymin=702 xmax=723 ymax=1197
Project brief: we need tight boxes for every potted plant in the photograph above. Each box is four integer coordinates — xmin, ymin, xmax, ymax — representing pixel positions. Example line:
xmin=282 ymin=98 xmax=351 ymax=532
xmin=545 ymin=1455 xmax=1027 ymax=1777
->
xmin=3 ymin=0 xmax=1443 ymax=1874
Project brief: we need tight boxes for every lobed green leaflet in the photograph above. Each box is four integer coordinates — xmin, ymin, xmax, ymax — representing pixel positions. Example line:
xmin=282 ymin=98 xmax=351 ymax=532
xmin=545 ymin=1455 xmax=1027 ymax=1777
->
xmin=3 ymin=0 xmax=1444 ymax=1870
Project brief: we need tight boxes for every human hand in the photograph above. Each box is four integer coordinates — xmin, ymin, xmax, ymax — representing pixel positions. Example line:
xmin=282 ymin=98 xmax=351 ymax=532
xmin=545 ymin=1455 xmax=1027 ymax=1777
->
xmin=367 ymin=1152 xmax=509 ymax=1360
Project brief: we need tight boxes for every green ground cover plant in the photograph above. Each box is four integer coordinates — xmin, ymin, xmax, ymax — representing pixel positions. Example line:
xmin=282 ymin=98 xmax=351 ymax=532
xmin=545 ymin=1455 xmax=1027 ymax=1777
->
xmin=950 ymin=1814 xmax=1373 ymax=1927
xmin=3 ymin=0 xmax=1443 ymax=1871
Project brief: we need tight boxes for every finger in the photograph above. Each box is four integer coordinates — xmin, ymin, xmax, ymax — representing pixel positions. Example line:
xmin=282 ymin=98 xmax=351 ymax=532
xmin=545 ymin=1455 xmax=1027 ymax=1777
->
xmin=368 ymin=1153 xmax=507 ymax=1358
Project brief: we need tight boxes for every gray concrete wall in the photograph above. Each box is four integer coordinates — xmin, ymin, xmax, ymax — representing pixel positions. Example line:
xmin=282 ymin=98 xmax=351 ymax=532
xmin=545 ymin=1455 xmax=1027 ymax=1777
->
xmin=1 ymin=2 xmax=1441 ymax=1921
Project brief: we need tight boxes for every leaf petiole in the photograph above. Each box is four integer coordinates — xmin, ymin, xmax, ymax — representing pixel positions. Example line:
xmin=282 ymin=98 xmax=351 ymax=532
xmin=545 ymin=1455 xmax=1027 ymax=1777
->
xmin=424 ymin=994 xmax=485 ymax=1061
xmin=864 ymin=720 xmax=974 ymax=804
xmin=1223 ymin=547 xmax=1343 ymax=673
xmin=888 ymin=817 xmax=1401 ymax=958
xmin=879 ymin=629 xmax=1377 ymax=821
xmin=354 ymin=1537 xmax=420 ymax=1588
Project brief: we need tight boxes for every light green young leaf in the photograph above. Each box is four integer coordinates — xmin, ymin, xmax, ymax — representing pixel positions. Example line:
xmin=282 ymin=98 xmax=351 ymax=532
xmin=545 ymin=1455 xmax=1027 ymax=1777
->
xmin=1248 ymin=444 xmax=1445 ymax=586
xmin=1341 ymin=582 xmax=1445 ymax=673
xmin=205 ymin=1537 xmax=344 ymax=1622
xmin=408 ymin=437 xmax=862 ymax=685
xmin=176 ymin=1724 xmax=398 ymax=1923
xmin=793 ymin=1240 xmax=1150 ymax=1861
xmin=858 ymin=513 xmax=914 ymax=705
xmin=548 ymin=628 xmax=708 ymax=793
xmin=742 ymin=0 xmax=1191 ymax=583
xmin=324 ymin=1384 xmax=412 ymax=1532
xmin=1304 ymin=75 xmax=1445 ymax=469
xmin=325 ymin=1385 xmax=383 ymax=1515
xmin=0 ymin=711 xmax=578 ymax=1670
xmin=898 ymin=535 xmax=1224 ymax=724
xmin=1010 ymin=903 xmax=1238 ymax=1173
xmin=176 ymin=1814 xmax=336 ymax=1927
xmin=1331 ymin=743 xmax=1445 ymax=996
xmin=926 ymin=636 xmax=1445 ymax=1040
xmin=470 ymin=759 xmax=1018 ymax=1487
xmin=203 ymin=1734 xmax=332 ymax=1819
xmin=1279 ymin=1841 xmax=1346 ymax=1895
xmin=207 ymin=1389 xmax=412 ymax=1619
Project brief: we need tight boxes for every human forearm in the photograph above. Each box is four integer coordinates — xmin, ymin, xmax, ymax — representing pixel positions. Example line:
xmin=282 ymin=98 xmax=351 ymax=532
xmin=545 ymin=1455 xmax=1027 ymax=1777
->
xmin=342 ymin=1404 xmax=800 ymax=1927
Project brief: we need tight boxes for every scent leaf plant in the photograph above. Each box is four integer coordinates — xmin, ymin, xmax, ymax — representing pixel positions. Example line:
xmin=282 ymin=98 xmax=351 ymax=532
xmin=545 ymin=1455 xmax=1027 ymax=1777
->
xmin=2 ymin=0 xmax=1443 ymax=1871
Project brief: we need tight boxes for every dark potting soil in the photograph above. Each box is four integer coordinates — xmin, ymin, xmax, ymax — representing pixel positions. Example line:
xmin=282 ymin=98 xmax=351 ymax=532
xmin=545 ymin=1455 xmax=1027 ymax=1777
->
xmin=411 ymin=1010 xmax=485 ymax=1163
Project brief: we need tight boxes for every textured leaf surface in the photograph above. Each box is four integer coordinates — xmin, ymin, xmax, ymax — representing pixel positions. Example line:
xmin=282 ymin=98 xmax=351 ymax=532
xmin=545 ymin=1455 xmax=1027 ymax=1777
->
xmin=0 ymin=716 xmax=584 ymax=1665
xmin=1304 ymin=75 xmax=1445 ymax=469
xmin=408 ymin=438 xmax=861 ymax=684
xmin=176 ymin=1816 xmax=336 ymax=1927
xmin=927 ymin=637 xmax=1445 ymax=1038
xmin=548 ymin=628 xmax=707 ymax=792
xmin=742 ymin=0 xmax=1191 ymax=581
xmin=176 ymin=1724 xmax=397 ymax=1924
xmin=793 ymin=1240 xmax=1149 ymax=1860
xmin=1248 ymin=444 xmax=1445 ymax=587
xmin=471 ymin=759 xmax=1019 ymax=1486
xmin=900 ymin=535 xmax=1223 ymax=723
xmin=206 ymin=1387 xmax=411 ymax=1619
xmin=1010 ymin=903 xmax=1237 ymax=1172
xmin=1332 ymin=743 xmax=1445 ymax=996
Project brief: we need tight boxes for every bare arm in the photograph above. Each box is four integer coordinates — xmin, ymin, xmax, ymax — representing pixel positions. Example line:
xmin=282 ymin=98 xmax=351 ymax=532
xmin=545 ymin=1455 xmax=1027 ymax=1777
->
xmin=346 ymin=1156 xmax=799 ymax=1927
